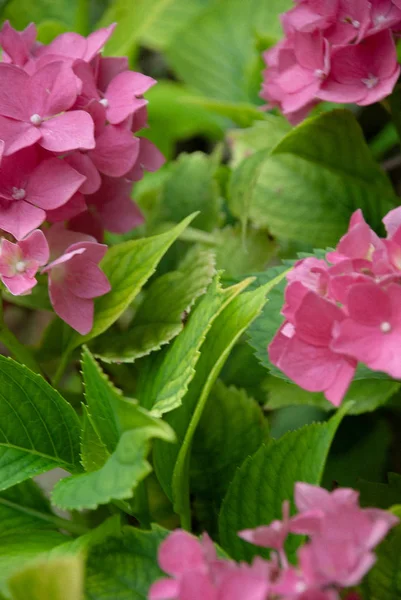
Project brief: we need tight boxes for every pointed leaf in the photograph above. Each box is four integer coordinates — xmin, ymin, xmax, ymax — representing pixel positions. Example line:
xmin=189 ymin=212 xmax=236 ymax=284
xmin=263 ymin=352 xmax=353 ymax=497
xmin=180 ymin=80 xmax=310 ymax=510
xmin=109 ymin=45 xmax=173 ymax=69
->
xmin=92 ymin=247 xmax=216 ymax=362
xmin=219 ymin=406 xmax=347 ymax=561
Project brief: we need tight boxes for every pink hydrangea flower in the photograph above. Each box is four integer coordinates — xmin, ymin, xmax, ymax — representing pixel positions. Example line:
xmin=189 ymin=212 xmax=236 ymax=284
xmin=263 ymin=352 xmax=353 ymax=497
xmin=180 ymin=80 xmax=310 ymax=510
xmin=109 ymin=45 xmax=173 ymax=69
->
xmin=318 ymin=30 xmax=400 ymax=105
xmin=0 ymin=61 xmax=95 ymax=155
xmin=0 ymin=147 xmax=85 ymax=239
xmin=0 ymin=229 xmax=49 ymax=295
xmin=42 ymin=225 xmax=110 ymax=334
xmin=269 ymin=291 xmax=357 ymax=406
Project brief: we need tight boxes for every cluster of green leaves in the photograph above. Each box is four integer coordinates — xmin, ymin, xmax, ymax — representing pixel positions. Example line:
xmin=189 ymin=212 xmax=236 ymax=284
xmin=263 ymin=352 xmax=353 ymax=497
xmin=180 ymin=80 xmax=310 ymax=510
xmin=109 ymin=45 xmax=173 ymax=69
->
xmin=0 ymin=2 xmax=401 ymax=599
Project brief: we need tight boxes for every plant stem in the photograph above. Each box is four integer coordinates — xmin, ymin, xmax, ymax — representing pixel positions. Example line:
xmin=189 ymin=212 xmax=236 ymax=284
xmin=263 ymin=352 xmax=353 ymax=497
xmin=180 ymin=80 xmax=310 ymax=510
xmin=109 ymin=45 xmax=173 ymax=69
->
xmin=0 ymin=497 xmax=89 ymax=536
xmin=0 ymin=298 xmax=44 ymax=376
xmin=52 ymin=349 xmax=71 ymax=387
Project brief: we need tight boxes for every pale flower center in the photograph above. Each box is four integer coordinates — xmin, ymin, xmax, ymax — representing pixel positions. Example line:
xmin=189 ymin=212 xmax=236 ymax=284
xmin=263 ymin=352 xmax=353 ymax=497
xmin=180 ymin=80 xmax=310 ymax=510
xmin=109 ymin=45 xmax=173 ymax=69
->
xmin=15 ymin=261 xmax=26 ymax=273
xmin=380 ymin=321 xmax=392 ymax=333
xmin=343 ymin=16 xmax=360 ymax=28
xmin=99 ymin=98 xmax=109 ymax=108
xmin=362 ymin=74 xmax=379 ymax=89
xmin=314 ymin=69 xmax=326 ymax=81
xmin=375 ymin=14 xmax=387 ymax=26
xmin=30 ymin=113 xmax=42 ymax=126
xmin=11 ymin=187 xmax=26 ymax=201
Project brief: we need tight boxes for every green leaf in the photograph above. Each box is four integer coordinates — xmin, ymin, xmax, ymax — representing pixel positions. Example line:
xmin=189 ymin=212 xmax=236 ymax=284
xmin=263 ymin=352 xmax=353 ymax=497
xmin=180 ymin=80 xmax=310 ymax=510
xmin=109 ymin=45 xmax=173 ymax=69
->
xmin=85 ymin=525 xmax=167 ymax=600
xmin=144 ymin=82 xmax=224 ymax=159
xmin=50 ymin=516 xmax=121 ymax=558
xmin=91 ymin=247 xmax=216 ymax=363
xmin=158 ymin=152 xmax=222 ymax=232
xmin=36 ymin=20 xmax=69 ymax=43
xmin=52 ymin=351 xmax=175 ymax=510
xmin=228 ymin=116 xmax=291 ymax=167
xmin=265 ymin=377 xmax=400 ymax=416
xmin=3 ymin=283 xmax=52 ymax=312
xmin=190 ymin=380 xmax=268 ymax=528
xmin=213 ymin=225 xmax=276 ymax=277
xmin=166 ymin=0 xmax=292 ymax=103
xmin=246 ymin=110 xmax=396 ymax=246
xmin=66 ymin=214 xmax=197 ymax=352
xmin=358 ymin=473 xmax=401 ymax=510
xmin=80 ymin=406 xmax=110 ymax=473
xmin=0 ymin=531 xmax=67 ymax=596
xmin=2 ymin=0 xmax=75 ymax=29
xmin=8 ymin=555 xmax=84 ymax=600
xmin=97 ymin=0 xmax=214 ymax=56
xmin=0 ymin=357 xmax=81 ymax=490
xmin=365 ymin=507 xmax=401 ymax=600
xmin=323 ymin=418 xmax=392 ymax=490
xmin=136 ymin=276 xmax=252 ymax=416
xmin=179 ymin=97 xmax=267 ymax=127
xmin=0 ymin=481 xmax=54 ymax=536
xmin=153 ymin=280 xmax=276 ymax=523
xmin=219 ymin=407 xmax=347 ymax=561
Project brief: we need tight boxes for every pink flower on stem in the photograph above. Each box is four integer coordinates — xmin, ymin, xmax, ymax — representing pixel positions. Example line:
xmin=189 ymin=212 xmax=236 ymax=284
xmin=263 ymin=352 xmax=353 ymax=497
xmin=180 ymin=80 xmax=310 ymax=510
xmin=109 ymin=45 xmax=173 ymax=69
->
xmin=324 ymin=0 xmax=372 ymax=45
xmin=0 ymin=21 xmax=37 ymax=67
xmin=282 ymin=0 xmax=339 ymax=34
xmin=0 ymin=229 xmax=49 ymax=295
xmin=0 ymin=61 xmax=95 ymax=155
xmin=269 ymin=292 xmax=356 ymax=406
xmin=42 ymin=225 xmax=110 ymax=334
xmin=331 ymin=281 xmax=401 ymax=379
xmin=369 ymin=0 xmax=401 ymax=33
xmin=318 ymin=30 xmax=400 ymax=105
xmin=0 ymin=147 xmax=86 ymax=239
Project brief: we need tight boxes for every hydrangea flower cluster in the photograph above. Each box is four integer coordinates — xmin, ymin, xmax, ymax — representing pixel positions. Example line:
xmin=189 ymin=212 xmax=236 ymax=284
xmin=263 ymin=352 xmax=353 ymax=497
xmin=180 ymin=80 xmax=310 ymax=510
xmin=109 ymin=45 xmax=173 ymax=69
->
xmin=269 ymin=207 xmax=401 ymax=405
xmin=0 ymin=22 xmax=164 ymax=334
xmin=261 ymin=0 xmax=401 ymax=124
xmin=149 ymin=483 xmax=398 ymax=600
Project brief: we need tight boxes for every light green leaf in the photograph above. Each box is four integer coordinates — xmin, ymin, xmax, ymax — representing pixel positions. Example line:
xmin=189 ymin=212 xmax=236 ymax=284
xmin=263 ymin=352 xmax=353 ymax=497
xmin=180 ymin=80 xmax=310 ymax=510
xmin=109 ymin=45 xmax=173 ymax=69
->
xmin=219 ymin=407 xmax=347 ymax=561
xmin=85 ymin=525 xmax=168 ymax=600
xmin=247 ymin=110 xmax=396 ymax=247
xmin=36 ymin=20 xmax=69 ymax=43
xmin=3 ymin=283 xmax=52 ymax=312
xmin=8 ymin=555 xmax=84 ymax=600
xmin=144 ymin=82 xmax=224 ymax=159
xmin=66 ymin=214 xmax=197 ymax=352
xmin=213 ymin=225 xmax=276 ymax=277
xmin=0 ymin=531 xmax=67 ymax=596
xmin=3 ymin=0 xmax=75 ymax=29
xmin=0 ymin=357 xmax=81 ymax=490
xmin=228 ymin=116 xmax=292 ymax=167
xmin=136 ymin=276 xmax=252 ymax=416
xmin=159 ymin=152 xmax=222 ymax=232
xmin=179 ymin=97 xmax=267 ymax=127
xmin=166 ymin=0 xmax=292 ymax=103
xmin=91 ymin=247 xmax=216 ymax=363
xmin=190 ymin=380 xmax=268 ymax=527
xmin=153 ymin=280 xmax=276 ymax=523
xmin=265 ymin=377 xmax=400 ymax=415
xmin=52 ymin=351 xmax=175 ymax=510
xmin=98 ymin=0 xmax=213 ymax=56
xmin=0 ymin=481 xmax=54 ymax=536
xmin=365 ymin=506 xmax=401 ymax=600
xmin=80 ymin=407 xmax=109 ymax=473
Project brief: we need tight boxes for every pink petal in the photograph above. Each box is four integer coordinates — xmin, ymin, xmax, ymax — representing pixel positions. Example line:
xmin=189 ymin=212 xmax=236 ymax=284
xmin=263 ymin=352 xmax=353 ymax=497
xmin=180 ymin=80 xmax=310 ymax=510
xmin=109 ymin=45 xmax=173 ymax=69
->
xmin=41 ymin=32 xmax=87 ymax=60
xmin=180 ymin=571 xmax=216 ymax=600
xmin=89 ymin=125 xmax=139 ymax=177
xmin=64 ymin=153 xmax=101 ymax=195
xmin=294 ymin=292 xmax=345 ymax=347
xmin=68 ymin=210 xmax=104 ymax=242
xmin=148 ymin=578 xmax=179 ymax=600
xmin=66 ymin=256 xmax=110 ymax=299
xmin=97 ymin=190 xmax=144 ymax=233
xmin=239 ymin=522 xmax=286 ymax=550
xmin=106 ymin=71 xmax=156 ymax=124
xmin=383 ymin=206 xmax=401 ymax=237
xmin=0 ymin=21 xmax=37 ymax=67
xmin=27 ymin=158 xmax=86 ymax=210
xmin=66 ymin=241 xmax=108 ymax=264
xmin=45 ymin=223 xmax=95 ymax=257
xmin=126 ymin=138 xmax=165 ymax=181
xmin=0 ymin=64 xmax=30 ymax=120
xmin=219 ymin=571 xmax=269 ymax=600
xmin=1 ymin=273 xmax=37 ymax=295
xmin=48 ymin=277 xmax=94 ymax=335
xmin=295 ymin=483 xmax=332 ymax=513
xmin=158 ymin=530 xmax=205 ymax=577
xmin=97 ymin=56 xmax=129 ymax=91
xmin=28 ymin=61 xmax=80 ymax=117
xmin=39 ymin=111 xmax=95 ymax=152
xmin=0 ymin=117 xmax=41 ymax=156
xmin=19 ymin=229 xmax=49 ymax=265
xmin=324 ymin=359 xmax=357 ymax=407
xmin=46 ymin=192 xmax=87 ymax=223
xmin=346 ymin=282 xmax=391 ymax=325
xmin=0 ymin=198 xmax=45 ymax=240
xmin=85 ymin=24 xmax=116 ymax=61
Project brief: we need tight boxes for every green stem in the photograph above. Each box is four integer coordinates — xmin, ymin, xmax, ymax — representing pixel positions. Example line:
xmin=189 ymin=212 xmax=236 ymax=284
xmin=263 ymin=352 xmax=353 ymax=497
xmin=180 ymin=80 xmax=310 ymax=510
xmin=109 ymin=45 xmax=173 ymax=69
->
xmin=0 ymin=497 xmax=89 ymax=536
xmin=386 ymin=86 xmax=401 ymax=149
xmin=52 ymin=349 xmax=71 ymax=387
xmin=75 ymin=0 xmax=90 ymax=36
xmin=0 ymin=298 xmax=44 ymax=376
